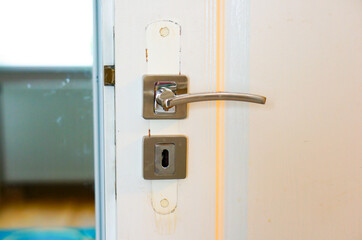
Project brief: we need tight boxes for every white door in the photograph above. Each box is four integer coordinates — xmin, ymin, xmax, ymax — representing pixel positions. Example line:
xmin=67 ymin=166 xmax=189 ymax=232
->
xmin=113 ymin=0 xmax=361 ymax=239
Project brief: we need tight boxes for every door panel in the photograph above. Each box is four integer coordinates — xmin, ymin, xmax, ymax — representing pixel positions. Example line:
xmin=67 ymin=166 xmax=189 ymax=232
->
xmin=114 ymin=0 xmax=361 ymax=239
xmin=115 ymin=0 xmax=250 ymax=239
xmin=249 ymin=0 xmax=361 ymax=239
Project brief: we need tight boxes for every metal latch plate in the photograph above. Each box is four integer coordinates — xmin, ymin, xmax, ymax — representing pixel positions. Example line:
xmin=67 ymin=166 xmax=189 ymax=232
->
xmin=104 ymin=65 xmax=115 ymax=86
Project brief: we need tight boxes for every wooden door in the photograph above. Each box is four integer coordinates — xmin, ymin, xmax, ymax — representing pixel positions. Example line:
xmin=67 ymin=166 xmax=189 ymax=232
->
xmin=114 ymin=0 xmax=361 ymax=239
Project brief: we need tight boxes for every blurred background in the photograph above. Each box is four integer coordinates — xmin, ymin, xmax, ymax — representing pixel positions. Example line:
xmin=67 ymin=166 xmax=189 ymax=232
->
xmin=0 ymin=0 xmax=95 ymax=237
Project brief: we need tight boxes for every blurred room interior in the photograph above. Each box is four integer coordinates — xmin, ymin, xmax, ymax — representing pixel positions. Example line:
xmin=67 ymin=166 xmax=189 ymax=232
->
xmin=0 ymin=0 xmax=95 ymax=236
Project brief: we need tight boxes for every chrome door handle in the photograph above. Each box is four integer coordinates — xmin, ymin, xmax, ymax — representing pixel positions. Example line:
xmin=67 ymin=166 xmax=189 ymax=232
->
xmin=143 ymin=75 xmax=267 ymax=119
xmin=156 ymin=87 xmax=266 ymax=110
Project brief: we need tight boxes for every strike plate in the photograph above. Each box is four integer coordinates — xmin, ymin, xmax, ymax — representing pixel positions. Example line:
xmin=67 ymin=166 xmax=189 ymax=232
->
xmin=143 ymin=135 xmax=187 ymax=180
xmin=143 ymin=75 xmax=188 ymax=119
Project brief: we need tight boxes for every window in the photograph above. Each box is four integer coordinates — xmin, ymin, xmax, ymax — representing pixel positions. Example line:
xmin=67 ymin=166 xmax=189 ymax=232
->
xmin=0 ymin=0 xmax=93 ymax=67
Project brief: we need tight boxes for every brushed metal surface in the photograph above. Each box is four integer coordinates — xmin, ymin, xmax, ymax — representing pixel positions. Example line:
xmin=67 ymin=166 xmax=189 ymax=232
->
xmin=143 ymin=135 xmax=187 ymax=180
xmin=142 ymin=75 xmax=188 ymax=119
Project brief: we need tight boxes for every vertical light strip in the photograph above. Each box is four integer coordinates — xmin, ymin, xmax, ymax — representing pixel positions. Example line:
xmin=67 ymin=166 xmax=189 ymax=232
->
xmin=204 ymin=0 xmax=210 ymax=239
xmin=215 ymin=0 xmax=225 ymax=239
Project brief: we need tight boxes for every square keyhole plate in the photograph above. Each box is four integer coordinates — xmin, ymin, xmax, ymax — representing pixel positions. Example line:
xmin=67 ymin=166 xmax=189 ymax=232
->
xmin=143 ymin=135 xmax=187 ymax=180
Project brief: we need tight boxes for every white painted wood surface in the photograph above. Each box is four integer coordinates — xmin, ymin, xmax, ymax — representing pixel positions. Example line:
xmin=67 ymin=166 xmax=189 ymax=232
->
xmin=104 ymin=87 xmax=117 ymax=240
xmin=248 ymin=0 xmax=362 ymax=239
xmin=146 ymin=21 xmax=180 ymax=227
xmin=114 ymin=0 xmax=361 ymax=239
xmin=115 ymin=0 xmax=250 ymax=239
xmin=101 ymin=0 xmax=117 ymax=239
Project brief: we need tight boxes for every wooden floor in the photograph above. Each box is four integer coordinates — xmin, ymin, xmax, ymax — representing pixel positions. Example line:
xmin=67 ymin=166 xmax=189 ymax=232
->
xmin=0 ymin=185 xmax=95 ymax=228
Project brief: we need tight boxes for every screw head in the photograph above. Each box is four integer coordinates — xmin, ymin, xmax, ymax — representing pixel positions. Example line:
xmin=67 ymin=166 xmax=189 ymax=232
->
xmin=159 ymin=27 xmax=169 ymax=37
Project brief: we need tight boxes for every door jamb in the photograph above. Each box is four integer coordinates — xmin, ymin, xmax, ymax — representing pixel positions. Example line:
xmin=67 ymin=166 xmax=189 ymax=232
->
xmin=93 ymin=0 xmax=116 ymax=239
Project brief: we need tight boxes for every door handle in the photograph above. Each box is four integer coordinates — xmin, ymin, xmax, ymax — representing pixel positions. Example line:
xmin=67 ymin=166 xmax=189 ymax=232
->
xmin=143 ymin=75 xmax=267 ymax=119
xmin=156 ymin=87 xmax=266 ymax=110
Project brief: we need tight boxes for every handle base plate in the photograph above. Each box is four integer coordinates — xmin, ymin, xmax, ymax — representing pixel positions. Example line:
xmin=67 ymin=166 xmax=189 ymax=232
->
xmin=143 ymin=75 xmax=188 ymax=119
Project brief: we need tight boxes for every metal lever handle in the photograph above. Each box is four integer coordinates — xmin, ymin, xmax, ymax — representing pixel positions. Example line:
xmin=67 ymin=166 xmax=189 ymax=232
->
xmin=156 ymin=87 xmax=266 ymax=110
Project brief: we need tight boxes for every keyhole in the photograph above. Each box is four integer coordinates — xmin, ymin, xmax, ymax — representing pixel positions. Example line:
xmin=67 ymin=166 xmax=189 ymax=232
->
xmin=161 ymin=149 xmax=169 ymax=168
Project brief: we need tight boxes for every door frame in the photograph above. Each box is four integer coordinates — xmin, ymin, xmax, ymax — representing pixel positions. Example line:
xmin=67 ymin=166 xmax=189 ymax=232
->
xmin=93 ymin=0 xmax=116 ymax=239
